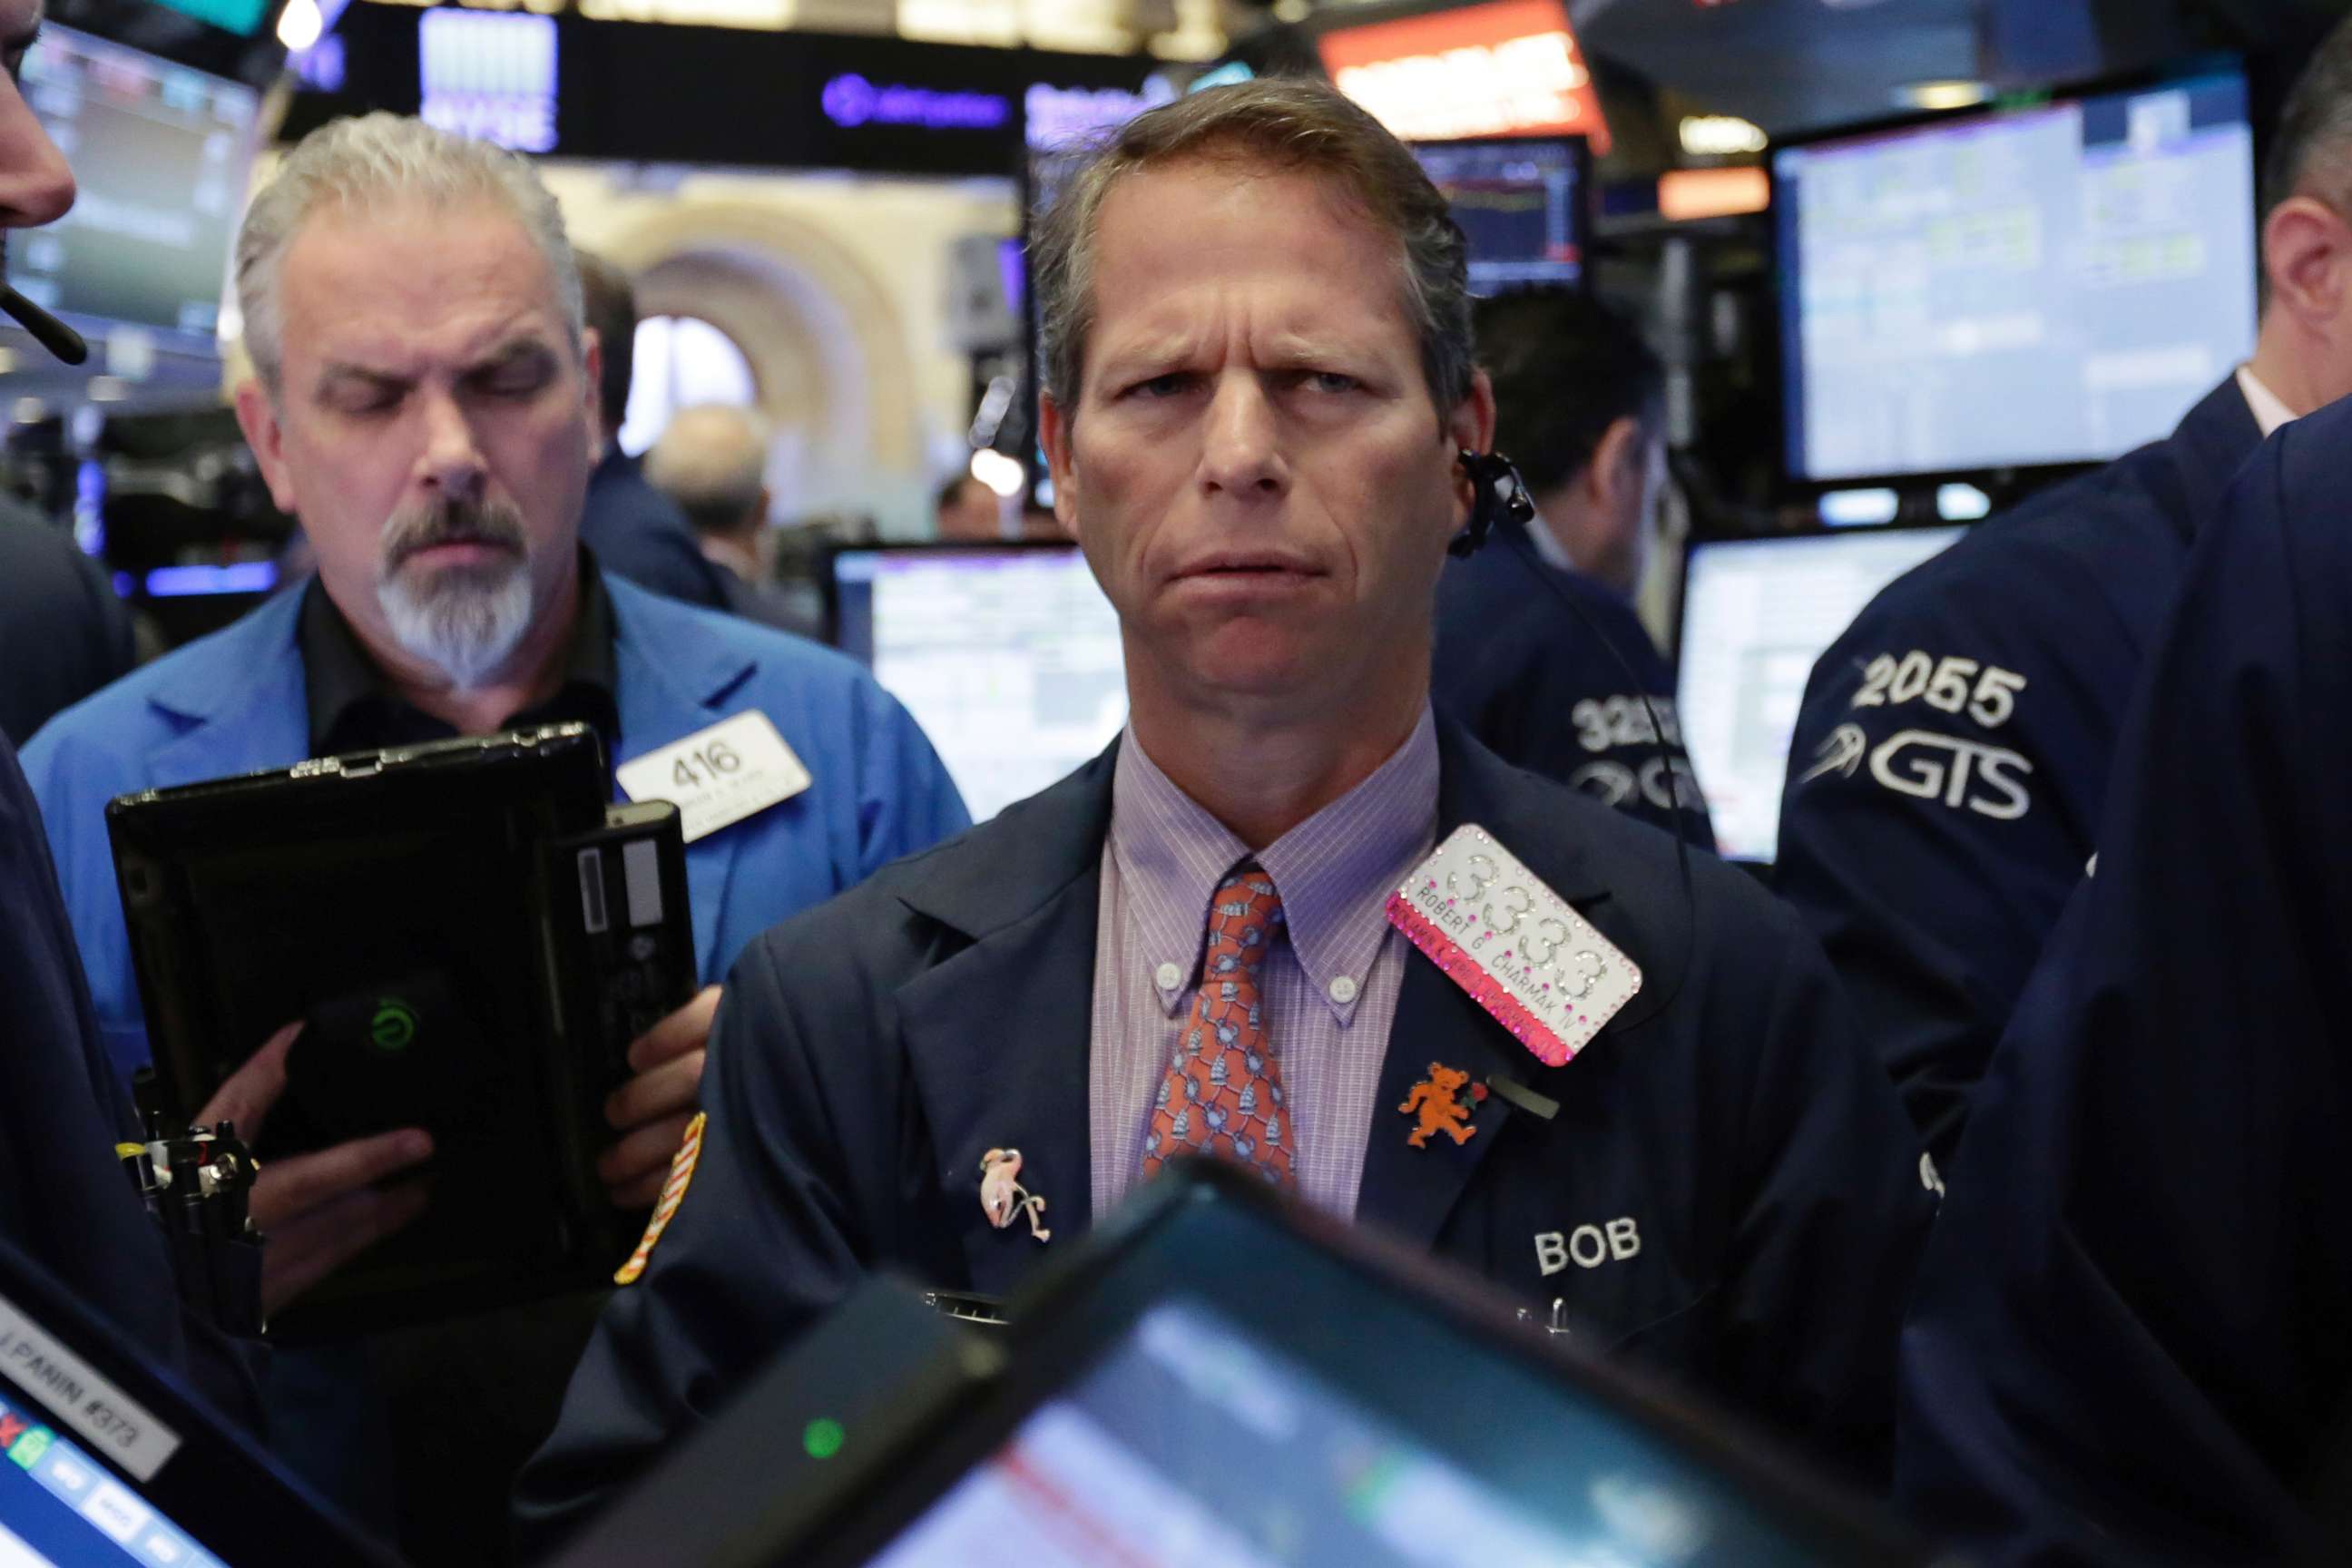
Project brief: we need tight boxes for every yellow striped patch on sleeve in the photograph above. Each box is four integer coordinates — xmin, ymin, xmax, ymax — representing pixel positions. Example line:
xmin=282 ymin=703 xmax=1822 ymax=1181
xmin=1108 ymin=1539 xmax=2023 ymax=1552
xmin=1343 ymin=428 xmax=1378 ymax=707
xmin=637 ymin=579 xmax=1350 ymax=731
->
xmin=614 ymin=1111 xmax=707 ymax=1286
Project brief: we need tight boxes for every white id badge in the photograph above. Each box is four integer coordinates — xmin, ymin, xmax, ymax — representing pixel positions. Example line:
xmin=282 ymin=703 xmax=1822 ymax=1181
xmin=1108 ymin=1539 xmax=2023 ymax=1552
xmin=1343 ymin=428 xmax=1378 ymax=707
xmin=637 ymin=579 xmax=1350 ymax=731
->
xmin=614 ymin=711 xmax=811 ymax=844
xmin=1386 ymin=825 xmax=1643 ymax=1067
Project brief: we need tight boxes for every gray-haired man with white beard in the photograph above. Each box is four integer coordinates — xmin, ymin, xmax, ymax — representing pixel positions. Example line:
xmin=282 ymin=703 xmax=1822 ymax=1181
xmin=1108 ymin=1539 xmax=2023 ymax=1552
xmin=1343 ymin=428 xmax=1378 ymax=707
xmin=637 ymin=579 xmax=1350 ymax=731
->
xmin=18 ymin=113 xmax=965 ymax=1550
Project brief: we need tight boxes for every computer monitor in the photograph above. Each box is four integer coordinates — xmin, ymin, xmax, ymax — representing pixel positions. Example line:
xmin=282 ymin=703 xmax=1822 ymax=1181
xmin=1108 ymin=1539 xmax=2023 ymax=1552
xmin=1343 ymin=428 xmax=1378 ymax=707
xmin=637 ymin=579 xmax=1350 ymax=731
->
xmin=0 ymin=1237 xmax=394 ymax=1567
xmin=1775 ymin=67 xmax=2256 ymax=483
xmin=1413 ymin=134 xmax=1589 ymax=294
xmin=1677 ymin=526 xmax=1965 ymax=863
xmin=829 ymin=544 xmax=1127 ymax=822
xmin=568 ymin=1163 xmax=1931 ymax=1568
xmin=8 ymin=25 xmax=259 ymax=352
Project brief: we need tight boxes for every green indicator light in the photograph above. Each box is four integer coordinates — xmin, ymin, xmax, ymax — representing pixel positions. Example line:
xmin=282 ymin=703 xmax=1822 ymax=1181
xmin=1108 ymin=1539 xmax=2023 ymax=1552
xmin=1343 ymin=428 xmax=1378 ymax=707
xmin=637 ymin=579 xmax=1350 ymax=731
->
xmin=370 ymin=998 xmax=419 ymax=1054
xmin=803 ymin=1417 xmax=846 ymax=1460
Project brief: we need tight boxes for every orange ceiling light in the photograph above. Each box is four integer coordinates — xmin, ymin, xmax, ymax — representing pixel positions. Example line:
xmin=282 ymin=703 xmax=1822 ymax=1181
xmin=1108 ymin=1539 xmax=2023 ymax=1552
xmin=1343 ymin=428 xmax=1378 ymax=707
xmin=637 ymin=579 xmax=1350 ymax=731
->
xmin=1318 ymin=0 xmax=1611 ymax=154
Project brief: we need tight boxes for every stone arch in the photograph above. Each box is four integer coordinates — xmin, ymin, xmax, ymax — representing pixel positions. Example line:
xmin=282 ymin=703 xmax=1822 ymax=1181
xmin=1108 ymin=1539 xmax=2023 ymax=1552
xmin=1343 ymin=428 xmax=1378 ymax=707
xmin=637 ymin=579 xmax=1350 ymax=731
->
xmin=592 ymin=201 xmax=921 ymax=511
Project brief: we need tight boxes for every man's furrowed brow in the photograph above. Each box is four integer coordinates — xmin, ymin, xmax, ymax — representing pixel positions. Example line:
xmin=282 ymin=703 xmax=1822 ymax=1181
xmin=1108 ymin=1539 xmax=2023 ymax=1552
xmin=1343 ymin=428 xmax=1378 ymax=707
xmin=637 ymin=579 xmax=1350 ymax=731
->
xmin=317 ymin=361 xmax=407 ymax=392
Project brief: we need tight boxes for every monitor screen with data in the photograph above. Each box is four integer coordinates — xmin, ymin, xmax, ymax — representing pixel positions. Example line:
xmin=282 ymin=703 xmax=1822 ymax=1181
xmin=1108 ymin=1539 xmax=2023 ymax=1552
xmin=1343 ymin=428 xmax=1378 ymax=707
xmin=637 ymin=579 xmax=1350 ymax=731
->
xmin=867 ymin=1294 xmax=1820 ymax=1568
xmin=8 ymin=25 xmax=257 ymax=349
xmin=1776 ymin=69 xmax=2255 ymax=481
xmin=1413 ymin=135 xmax=1586 ymax=294
xmin=1677 ymin=527 xmax=1965 ymax=862
xmin=0 ymin=1239 xmax=389 ymax=1567
xmin=831 ymin=545 xmax=1127 ymax=822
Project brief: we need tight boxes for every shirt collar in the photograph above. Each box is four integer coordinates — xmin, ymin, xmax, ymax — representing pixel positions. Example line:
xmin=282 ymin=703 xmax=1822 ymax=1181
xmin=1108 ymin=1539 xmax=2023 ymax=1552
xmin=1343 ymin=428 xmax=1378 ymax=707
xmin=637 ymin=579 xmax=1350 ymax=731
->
xmin=1109 ymin=707 xmax=1441 ymax=1025
xmin=299 ymin=548 xmax=619 ymax=757
xmin=2236 ymin=364 xmax=2299 ymax=438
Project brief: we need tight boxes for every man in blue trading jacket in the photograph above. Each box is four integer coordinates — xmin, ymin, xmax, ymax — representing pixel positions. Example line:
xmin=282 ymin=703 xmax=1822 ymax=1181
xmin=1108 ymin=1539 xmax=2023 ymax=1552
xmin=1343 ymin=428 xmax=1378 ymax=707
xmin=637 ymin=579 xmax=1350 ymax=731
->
xmin=1432 ymin=287 xmax=1710 ymax=844
xmin=573 ymin=250 xmax=736 ymax=612
xmin=521 ymin=79 xmax=1934 ymax=1546
xmin=1898 ymin=391 xmax=2352 ymax=1566
xmin=21 ymin=113 xmax=966 ymax=1552
xmin=1773 ymin=24 xmax=2352 ymax=1168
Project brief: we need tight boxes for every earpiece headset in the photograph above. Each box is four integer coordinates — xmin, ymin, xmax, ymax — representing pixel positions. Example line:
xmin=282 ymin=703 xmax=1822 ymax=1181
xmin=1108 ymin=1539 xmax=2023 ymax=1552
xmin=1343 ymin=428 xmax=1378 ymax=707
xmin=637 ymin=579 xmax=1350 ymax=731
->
xmin=1449 ymin=446 xmax=1699 ymax=1027
xmin=1450 ymin=448 xmax=1536 ymax=558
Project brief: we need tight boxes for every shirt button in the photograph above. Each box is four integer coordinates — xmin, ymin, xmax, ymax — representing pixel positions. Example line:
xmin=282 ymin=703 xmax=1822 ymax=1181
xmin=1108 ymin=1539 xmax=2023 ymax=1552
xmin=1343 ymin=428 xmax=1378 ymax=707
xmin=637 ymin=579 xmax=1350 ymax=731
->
xmin=1154 ymin=962 xmax=1183 ymax=991
xmin=1328 ymin=975 xmax=1359 ymax=1004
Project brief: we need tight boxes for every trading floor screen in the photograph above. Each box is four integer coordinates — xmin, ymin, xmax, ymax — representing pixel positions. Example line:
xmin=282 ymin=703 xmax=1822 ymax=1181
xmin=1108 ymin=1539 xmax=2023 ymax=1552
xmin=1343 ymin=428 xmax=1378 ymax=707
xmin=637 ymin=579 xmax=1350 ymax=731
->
xmin=1413 ymin=136 xmax=1586 ymax=295
xmin=832 ymin=547 xmax=1128 ymax=823
xmin=1777 ymin=71 xmax=2255 ymax=481
xmin=1677 ymin=527 xmax=1965 ymax=863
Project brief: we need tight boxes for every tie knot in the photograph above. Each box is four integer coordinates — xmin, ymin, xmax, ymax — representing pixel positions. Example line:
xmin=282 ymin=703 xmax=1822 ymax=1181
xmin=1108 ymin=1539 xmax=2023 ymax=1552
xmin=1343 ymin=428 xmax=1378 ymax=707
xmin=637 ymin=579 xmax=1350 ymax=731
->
xmin=1205 ymin=860 xmax=1282 ymax=968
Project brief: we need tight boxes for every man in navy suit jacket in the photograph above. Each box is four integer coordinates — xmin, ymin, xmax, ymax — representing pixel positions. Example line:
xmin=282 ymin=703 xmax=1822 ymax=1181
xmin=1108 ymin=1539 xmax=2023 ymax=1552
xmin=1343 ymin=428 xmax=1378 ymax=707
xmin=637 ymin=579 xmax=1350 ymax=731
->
xmin=1775 ymin=22 xmax=2352 ymax=1167
xmin=1431 ymin=288 xmax=1710 ymax=845
xmin=1898 ymin=389 xmax=2352 ymax=1567
xmin=573 ymin=251 xmax=735 ymax=612
xmin=524 ymin=79 xmax=1932 ymax=1548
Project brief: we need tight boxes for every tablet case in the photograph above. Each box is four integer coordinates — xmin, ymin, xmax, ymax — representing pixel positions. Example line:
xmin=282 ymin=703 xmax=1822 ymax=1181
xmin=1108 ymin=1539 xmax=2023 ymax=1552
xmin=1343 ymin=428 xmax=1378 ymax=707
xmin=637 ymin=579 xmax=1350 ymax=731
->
xmin=106 ymin=724 xmax=695 ymax=1337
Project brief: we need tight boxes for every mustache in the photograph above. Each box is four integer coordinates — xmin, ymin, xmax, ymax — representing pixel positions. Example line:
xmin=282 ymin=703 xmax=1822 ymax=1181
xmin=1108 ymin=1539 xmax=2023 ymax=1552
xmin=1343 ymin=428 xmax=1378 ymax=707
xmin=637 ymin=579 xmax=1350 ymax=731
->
xmin=379 ymin=498 xmax=530 ymax=573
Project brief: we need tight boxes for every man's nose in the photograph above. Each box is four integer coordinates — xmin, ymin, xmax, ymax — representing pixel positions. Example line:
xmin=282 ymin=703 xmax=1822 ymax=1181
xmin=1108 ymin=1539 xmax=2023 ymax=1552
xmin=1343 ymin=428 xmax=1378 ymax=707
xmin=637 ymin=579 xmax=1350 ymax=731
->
xmin=1200 ymin=374 xmax=1286 ymax=498
xmin=416 ymin=390 xmax=488 ymax=501
xmin=0 ymin=85 xmax=77 ymax=230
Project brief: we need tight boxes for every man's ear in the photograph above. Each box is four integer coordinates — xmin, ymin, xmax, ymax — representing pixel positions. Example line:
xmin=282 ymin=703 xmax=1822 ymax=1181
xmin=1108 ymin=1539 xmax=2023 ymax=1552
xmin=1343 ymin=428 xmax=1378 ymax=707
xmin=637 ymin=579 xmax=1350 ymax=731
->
xmin=581 ymin=326 xmax=608 ymax=456
xmin=1445 ymin=368 xmax=1499 ymax=534
xmin=1040 ymin=391 xmax=1079 ymax=538
xmin=1587 ymin=416 xmax=1645 ymax=516
xmin=2263 ymin=195 xmax=2352 ymax=330
xmin=232 ymin=375 xmax=301 ymax=516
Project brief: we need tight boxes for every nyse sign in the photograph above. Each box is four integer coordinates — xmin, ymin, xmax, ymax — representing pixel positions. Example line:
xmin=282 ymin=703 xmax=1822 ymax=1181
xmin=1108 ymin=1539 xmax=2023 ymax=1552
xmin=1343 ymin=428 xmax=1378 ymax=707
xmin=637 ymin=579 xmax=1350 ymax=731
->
xmin=418 ymin=9 xmax=557 ymax=152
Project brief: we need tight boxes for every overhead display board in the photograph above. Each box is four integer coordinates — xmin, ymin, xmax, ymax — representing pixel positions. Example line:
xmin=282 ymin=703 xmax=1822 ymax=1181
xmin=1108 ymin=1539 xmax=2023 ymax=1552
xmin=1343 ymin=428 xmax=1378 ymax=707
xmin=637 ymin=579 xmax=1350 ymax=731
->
xmin=287 ymin=7 xmax=1161 ymax=179
xmin=1317 ymin=0 xmax=1610 ymax=153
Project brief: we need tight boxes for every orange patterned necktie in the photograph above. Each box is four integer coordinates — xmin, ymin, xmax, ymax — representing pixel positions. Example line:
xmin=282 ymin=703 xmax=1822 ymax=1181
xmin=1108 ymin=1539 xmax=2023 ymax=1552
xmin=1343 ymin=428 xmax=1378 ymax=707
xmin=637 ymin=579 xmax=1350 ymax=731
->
xmin=1141 ymin=860 xmax=1296 ymax=1187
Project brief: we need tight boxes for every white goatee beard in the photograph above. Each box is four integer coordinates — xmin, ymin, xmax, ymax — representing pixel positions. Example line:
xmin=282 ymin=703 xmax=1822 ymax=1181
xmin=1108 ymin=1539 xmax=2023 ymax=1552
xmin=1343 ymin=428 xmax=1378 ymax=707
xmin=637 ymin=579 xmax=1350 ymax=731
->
xmin=377 ymin=557 xmax=534 ymax=690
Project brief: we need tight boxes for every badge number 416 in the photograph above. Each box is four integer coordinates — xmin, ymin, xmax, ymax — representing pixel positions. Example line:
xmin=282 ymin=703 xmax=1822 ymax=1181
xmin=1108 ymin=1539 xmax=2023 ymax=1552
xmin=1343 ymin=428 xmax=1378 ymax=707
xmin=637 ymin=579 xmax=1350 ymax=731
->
xmin=616 ymin=711 xmax=812 ymax=844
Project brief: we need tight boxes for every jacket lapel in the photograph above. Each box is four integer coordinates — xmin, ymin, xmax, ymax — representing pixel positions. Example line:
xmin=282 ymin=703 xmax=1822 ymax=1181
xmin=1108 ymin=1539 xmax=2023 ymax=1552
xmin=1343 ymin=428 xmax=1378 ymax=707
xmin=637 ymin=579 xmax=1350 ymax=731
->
xmin=895 ymin=751 xmax=1117 ymax=1296
xmin=608 ymin=579 xmax=760 ymax=979
xmin=145 ymin=592 xmax=312 ymax=789
xmin=1356 ymin=724 xmax=1622 ymax=1248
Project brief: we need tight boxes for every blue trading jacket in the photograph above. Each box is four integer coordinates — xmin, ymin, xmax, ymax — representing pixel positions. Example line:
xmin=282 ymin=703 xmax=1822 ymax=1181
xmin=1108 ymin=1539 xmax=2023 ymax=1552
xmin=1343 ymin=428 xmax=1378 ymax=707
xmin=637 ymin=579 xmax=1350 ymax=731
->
xmin=1896 ymin=393 xmax=2352 ymax=1566
xmin=1773 ymin=377 xmax=2262 ymax=1164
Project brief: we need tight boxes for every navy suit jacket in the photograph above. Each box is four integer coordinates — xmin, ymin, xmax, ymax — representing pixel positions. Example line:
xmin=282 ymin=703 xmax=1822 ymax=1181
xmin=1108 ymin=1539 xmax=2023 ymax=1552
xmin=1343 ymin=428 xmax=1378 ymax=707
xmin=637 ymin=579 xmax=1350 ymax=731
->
xmin=1775 ymin=377 xmax=2263 ymax=1164
xmin=1898 ymin=396 xmax=2352 ymax=1565
xmin=1433 ymin=524 xmax=1712 ymax=846
xmin=522 ymin=722 xmax=1934 ymax=1544
xmin=0 ymin=732 xmax=258 ymax=1428
xmin=0 ymin=501 xmax=134 ymax=746
xmin=579 ymin=453 xmax=733 ymax=612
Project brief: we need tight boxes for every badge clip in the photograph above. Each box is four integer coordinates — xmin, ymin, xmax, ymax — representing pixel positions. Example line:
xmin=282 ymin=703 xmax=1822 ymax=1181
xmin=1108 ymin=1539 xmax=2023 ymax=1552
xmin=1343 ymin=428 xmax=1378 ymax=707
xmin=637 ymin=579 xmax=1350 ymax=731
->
xmin=1485 ymin=1073 xmax=1560 ymax=1122
xmin=1398 ymin=1063 xmax=1485 ymax=1149
xmin=979 ymin=1147 xmax=1051 ymax=1242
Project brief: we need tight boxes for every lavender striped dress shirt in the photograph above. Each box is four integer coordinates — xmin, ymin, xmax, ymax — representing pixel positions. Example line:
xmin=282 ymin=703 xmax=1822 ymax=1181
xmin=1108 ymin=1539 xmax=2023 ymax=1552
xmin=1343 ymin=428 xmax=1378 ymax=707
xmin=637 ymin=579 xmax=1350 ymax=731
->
xmin=1089 ymin=708 xmax=1440 ymax=1220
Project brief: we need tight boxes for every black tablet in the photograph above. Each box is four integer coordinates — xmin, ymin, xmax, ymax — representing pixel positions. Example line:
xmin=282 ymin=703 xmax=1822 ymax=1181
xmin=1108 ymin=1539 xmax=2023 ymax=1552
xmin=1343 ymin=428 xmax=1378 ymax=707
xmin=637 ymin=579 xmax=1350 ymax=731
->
xmin=567 ymin=1161 xmax=1933 ymax=1567
xmin=105 ymin=724 xmax=693 ymax=1337
xmin=0 ymin=1235 xmax=397 ymax=1567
